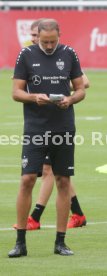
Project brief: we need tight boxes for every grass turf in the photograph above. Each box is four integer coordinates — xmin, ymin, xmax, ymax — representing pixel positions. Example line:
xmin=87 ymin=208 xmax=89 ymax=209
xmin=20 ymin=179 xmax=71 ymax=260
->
xmin=0 ymin=70 xmax=107 ymax=275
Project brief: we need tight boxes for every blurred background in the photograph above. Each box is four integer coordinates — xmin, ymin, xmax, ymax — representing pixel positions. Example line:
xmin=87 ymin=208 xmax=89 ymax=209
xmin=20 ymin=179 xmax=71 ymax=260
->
xmin=0 ymin=0 xmax=107 ymax=69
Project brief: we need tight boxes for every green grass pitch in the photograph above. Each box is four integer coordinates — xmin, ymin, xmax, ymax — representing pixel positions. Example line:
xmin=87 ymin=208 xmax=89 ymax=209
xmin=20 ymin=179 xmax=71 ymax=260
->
xmin=0 ymin=70 xmax=107 ymax=275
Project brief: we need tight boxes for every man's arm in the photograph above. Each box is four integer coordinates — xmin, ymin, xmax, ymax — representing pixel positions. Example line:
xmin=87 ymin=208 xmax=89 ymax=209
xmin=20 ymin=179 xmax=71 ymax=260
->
xmin=82 ymin=73 xmax=90 ymax=89
xmin=12 ymin=79 xmax=50 ymax=105
xmin=70 ymin=73 xmax=90 ymax=91
xmin=69 ymin=76 xmax=86 ymax=104
xmin=12 ymin=79 xmax=35 ymax=103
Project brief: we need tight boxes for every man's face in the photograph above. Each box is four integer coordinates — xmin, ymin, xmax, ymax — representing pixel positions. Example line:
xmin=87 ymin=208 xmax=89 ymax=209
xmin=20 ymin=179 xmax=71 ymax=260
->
xmin=38 ymin=30 xmax=59 ymax=55
xmin=30 ymin=26 xmax=39 ymax=44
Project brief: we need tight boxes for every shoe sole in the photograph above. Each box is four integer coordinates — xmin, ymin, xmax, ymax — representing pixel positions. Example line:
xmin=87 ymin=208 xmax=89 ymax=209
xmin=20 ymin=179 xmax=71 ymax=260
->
xmin=67 ymin=220 xmax=87 ymax=229
xmin=54 ymin=251 xmax=74 ymax=256
xmin=80 ymin=220 xmax=87 ymax=227
xmin=8 ymin=252 xmax=27 ymax=258
xmin=13 ymin=225 xmax=40 ymax=231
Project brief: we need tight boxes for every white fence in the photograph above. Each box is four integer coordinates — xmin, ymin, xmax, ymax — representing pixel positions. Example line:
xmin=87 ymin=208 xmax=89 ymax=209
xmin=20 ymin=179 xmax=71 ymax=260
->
xmin=0 ymin=1 xmax=107 ymax=9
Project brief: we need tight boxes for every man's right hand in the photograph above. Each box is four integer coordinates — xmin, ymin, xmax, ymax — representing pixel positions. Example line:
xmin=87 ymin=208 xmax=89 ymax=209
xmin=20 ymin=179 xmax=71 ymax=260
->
xmin=35 ymin=94 xmax=50 ymax=105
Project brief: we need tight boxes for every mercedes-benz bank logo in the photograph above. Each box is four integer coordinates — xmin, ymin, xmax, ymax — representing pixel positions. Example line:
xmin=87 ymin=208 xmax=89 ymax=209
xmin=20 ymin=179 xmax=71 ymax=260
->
xmin=32 ymin=75 xmax=41 ymax=85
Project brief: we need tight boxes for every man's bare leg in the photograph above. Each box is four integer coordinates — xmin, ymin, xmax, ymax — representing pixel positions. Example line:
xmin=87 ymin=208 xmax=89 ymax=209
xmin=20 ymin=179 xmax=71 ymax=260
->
xmin=17 ymin=174 xmax=37 ymax=229
xmin=54 ymin=175 xmax=74 ymax=255
xmin=36 ymin=165 xmax=54 ymax=206
xmin=8 ymin=173 xmax=37 ymax=257
xmin=55 ymin=176 xmax=71 ymax=232
xmin=30 ymin=165 xmax=54 ymax=224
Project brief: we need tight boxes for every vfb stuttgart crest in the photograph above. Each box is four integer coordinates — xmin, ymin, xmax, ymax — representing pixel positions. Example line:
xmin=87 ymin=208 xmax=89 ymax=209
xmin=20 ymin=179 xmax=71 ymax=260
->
xmin=22 ymin=156 xmax=28 ymax=168
xmin=56 ymin=59 xmax=64 ymax=70
xmin=16 ymin=20 xmax=34 ymax=47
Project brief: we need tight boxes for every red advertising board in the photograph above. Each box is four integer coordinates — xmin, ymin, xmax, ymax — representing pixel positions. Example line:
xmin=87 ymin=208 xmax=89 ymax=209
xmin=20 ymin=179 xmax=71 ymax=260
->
xmin=0 ymin=10 xmax=107 ymax=69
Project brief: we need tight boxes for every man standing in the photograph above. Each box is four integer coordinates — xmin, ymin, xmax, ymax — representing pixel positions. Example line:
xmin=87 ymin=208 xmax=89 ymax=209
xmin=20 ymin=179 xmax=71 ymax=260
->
xmin=27 ymin=19 xmax=88 ymax=230
xmin=14 ymin=19 xmax=88 ymax=231
xmin=8 ymin=19 xmax=85 ymax=257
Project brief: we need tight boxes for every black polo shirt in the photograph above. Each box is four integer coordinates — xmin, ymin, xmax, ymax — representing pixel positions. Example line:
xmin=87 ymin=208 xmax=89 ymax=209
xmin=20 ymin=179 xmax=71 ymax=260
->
xmin=14 ymin=44 xmax=82 ymax=133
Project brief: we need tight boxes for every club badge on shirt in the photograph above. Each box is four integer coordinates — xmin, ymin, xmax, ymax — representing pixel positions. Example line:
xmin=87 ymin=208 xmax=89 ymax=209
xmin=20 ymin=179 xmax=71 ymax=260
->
xmin=56 ymin=59 xmax=64 ymax=70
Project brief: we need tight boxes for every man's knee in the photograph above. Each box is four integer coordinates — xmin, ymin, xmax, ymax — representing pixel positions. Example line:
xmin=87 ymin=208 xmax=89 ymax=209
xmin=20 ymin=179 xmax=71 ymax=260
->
xmin=42 ymin=165 xmax=53 ymax=178
xmin=20 ymin=174 xmax=37 ymax=191
xmin=55 ymin=176 xmax=70 ymax=191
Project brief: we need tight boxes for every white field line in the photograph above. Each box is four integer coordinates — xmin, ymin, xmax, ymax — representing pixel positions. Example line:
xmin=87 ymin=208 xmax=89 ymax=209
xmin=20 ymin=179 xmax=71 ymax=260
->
xmin=0 ymin=221 xmax=107 ymax=231
xmin=0 ymin=116 xmax=103 ymax=127
xmin=76 ymin=116 xmax=103 ymax=121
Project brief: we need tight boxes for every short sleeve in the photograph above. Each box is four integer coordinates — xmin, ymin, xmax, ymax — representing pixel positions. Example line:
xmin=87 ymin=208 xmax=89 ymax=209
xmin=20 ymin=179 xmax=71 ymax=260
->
xmin=69 ymin=47 xmax=83 ymax=80
xmin=14 ymin=48 xmax=28 ymax=80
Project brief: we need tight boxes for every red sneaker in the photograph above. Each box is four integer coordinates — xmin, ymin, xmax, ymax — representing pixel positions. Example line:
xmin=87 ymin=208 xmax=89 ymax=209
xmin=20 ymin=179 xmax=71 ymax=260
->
xmin=67 ymin=214 xmax=86 ymax=229
xmin=13 ymin=216 xmax=40 ymax=231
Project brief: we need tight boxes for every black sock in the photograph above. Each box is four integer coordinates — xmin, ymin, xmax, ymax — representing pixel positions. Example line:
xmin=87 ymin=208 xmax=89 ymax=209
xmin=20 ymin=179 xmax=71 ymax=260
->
xmin=71 ymin=196 xmax=83 ymax=216
xmin=31 ymin=204 xmax=45 ymax=222
xmin=16 ymin=229 xmax=26 ymax=244
xmin=55 ymin=232 xmax=66 ymax=245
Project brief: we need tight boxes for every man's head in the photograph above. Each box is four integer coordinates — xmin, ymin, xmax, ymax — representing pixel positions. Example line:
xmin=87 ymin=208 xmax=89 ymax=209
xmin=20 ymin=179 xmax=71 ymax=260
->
xmin=30 ymin=18 xmax=45 ymax=44
xmin=38 ymin=19 xmax=60 ymax=55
